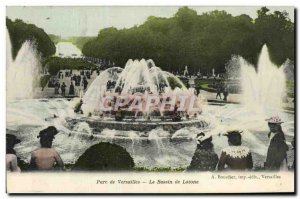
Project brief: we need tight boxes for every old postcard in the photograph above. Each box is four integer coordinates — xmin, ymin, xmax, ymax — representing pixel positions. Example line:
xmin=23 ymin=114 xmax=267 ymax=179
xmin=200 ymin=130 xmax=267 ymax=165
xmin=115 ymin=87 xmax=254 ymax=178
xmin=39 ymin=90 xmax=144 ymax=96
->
xmin=6 ymin=6 xmax=295 ymax=194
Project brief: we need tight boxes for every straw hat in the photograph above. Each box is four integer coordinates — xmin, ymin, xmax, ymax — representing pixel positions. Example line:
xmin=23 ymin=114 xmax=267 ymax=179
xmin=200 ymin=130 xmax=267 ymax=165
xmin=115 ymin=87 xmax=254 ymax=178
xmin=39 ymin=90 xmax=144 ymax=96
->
xmin=265 ymin=116 xmax=284 ymax=124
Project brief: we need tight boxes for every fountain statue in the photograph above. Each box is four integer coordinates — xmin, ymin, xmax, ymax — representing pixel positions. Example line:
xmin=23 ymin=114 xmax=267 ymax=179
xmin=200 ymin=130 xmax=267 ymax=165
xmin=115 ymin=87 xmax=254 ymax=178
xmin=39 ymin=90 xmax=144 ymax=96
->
xmin=69 ymin=59 xmax=208 ymax=133
xmin=183 ymin=66 xmax=189 ymax=77
xmin=212 ymin=68 xmax=215 ymax=77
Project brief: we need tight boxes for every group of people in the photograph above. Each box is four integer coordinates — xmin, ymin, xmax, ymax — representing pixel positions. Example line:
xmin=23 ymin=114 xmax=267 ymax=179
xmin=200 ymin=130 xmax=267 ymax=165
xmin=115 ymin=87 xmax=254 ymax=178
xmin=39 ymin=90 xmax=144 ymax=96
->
xmin=7 ymin=126 xmax=64 ymax=172
xmin=58 ymin=71 xmax=64 ymax=79
xmin=71 ymin=74 xmax=83 ymax=87
xmin=53 ymin=74 xmax=90 ymax=97
xmin=64 ymin=69 xmax=73 ymax=78
xmin=72 ymin=74 xmax=89 ymax=90
xmin=6 ymin=116 xmax=293 ymax=172
xmin=80 ymin=70 xmax=92 ymax=79
xmin=106 ymin=80 xmax=116 ymax=90
xmin=215 ymin=82 xmax=229 ymax=101
xmin=54 ymin=81 xmax=75 ymax=96
xmin=187 ymin=116 xmax=293 ymax=171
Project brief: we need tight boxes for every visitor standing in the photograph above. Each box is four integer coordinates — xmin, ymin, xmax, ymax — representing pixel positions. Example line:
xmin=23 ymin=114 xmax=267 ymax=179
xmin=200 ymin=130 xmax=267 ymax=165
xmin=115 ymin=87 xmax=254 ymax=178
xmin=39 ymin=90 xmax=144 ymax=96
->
xmin=77 ymin=75 xmax=81 ymax=86
xmin=54 ymin=81 xmax=60 ymax=94
xmin=61 ymin=82 xmax=66 ymax=97
xmin=223 ymin=84 xmax=229 ymax=101
xmin=69 ymin=82 xmax=75 ymax=95
xmin=264 ymin=116 xmax=289 ymax=171
xmin=83 ymin=78 xmax=88 ymax=90
xmin=216 ymin=83 xmax=222 ymax=100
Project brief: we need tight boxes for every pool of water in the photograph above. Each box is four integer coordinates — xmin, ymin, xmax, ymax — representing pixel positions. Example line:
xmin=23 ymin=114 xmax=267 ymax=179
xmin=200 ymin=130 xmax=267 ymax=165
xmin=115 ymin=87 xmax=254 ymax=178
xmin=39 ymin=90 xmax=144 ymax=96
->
xmin=7 ymin=98 xmax=295 ymax=169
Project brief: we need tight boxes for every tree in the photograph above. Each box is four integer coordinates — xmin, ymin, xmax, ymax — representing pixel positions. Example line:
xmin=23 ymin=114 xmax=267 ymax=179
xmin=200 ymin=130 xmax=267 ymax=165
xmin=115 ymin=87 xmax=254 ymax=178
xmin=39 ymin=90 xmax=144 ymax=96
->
xmin=7 ymin=18 xmax=56 ymax=59
xmin=81 ymin=7 xmax=294 ymax=73
xmin=254 ymin=7 xmax=294 ymax=65
xmin=175 ymin=6 xmax=198 ymax=31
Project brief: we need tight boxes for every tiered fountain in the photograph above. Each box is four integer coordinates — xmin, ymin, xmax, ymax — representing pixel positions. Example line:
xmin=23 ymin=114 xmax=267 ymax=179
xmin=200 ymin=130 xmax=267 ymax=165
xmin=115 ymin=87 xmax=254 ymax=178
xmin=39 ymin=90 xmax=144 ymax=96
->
xmin=67 ymin=59 xmax=208 ymax=133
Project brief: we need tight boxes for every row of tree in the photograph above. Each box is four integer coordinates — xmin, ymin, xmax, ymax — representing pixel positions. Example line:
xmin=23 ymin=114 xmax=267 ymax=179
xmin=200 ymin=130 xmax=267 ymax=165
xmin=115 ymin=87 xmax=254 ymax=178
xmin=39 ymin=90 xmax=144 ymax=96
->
xmin=6 ymin=18 xmax=98 ymax=76
xmin=48 ymin=34 xmax=62 ymax=45
xmin=44 ymin=57 xmax=98 ymax=75
xmin=6 ymin=18 xmax=56 ymax=59
xmin=67 ymin=36 xmax=96 ymax=50
xmin=82 ymin=7 xmax=294 ymax=74
xmin=48 ymin=35 xmax=96 ymax=50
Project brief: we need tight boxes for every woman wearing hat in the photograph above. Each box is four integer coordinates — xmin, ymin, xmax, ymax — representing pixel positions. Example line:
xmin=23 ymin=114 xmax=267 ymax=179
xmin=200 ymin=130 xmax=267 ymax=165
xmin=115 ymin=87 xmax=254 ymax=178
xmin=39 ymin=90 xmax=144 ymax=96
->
xmin=6 ymin=134 xmax=21 ymax=172
xmin=217 ymin=130 xmax=253 ymax=171
xmin=265 ymin=116 xmax=289 ymax=171
xmin=29 ymin=126 xmax=64 ymax=171
xmin=187 ymin=132 xmax=219 ymax=171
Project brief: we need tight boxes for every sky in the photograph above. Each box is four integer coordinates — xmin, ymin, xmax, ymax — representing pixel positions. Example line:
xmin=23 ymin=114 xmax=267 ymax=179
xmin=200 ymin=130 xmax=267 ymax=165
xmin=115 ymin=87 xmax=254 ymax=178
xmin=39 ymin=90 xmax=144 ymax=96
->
xmin=6 ymin=6 xmax=295 ymax=38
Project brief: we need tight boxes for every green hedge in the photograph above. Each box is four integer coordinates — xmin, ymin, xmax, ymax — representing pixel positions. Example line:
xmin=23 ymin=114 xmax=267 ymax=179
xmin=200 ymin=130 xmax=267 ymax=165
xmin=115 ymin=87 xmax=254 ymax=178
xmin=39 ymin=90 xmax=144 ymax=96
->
xmin=44 ymin=57 xmax=98 ymax=75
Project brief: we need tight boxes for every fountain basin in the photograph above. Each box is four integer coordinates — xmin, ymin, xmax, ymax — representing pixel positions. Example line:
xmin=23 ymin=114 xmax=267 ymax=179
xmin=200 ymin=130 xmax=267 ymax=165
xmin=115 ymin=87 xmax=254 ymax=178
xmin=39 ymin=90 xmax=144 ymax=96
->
xmin=66 ymin=117 xmax=208 ymax=133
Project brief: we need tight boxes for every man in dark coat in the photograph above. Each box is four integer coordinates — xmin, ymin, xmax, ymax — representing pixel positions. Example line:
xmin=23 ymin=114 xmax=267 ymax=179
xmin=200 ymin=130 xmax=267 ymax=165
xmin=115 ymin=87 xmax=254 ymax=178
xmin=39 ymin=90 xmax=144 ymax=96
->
xmin=264 ymin=116 xmax=289 ymax=171
xmin=61 ymin=82 xmax=66 ymax=97
xmin=54 ymin=81 xmax=60 ymax=94
xmin=83 ymin=78 xmax=88 ymax=90
xmin=187 ymin=132 xmax=219 ymax=171
xmin=216 ymin=83 xmax=222 ymax=100
xmin=223 ymin=84 xmax=229 ymax=101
